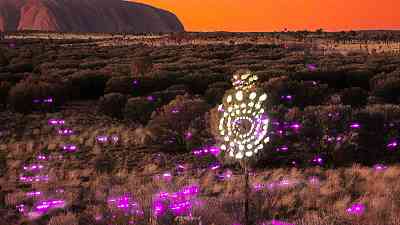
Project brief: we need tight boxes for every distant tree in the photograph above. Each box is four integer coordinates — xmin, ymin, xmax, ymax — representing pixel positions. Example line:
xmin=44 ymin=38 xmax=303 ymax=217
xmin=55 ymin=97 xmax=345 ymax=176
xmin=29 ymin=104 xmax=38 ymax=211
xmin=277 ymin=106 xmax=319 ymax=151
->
xmin=316 ymin=28 xmax=324 ymax=35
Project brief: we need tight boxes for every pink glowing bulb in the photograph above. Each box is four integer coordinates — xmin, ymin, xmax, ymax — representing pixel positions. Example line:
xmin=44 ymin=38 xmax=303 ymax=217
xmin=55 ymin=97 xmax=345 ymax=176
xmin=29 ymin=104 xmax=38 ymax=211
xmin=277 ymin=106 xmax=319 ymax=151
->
xmin=346 ymin=203 xmax=365 ymax=216
xmin=350 ymin=123 xmax=361 ymax=129
xmin=387 ymin=141 xmax=398 ymax=149
xmin=373 ymin=164 xmax=387 ymax=171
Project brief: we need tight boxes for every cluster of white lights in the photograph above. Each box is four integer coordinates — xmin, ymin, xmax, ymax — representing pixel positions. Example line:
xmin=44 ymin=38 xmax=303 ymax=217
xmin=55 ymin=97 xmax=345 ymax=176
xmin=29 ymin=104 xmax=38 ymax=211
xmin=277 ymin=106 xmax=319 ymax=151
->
xmin=218 ymin=72 xmax=270 ymax=159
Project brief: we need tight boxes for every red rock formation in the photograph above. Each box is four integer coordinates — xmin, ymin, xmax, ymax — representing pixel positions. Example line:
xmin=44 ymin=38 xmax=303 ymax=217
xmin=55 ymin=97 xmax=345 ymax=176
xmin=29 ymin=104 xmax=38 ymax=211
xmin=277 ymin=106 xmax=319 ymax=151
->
xmin=0 ymin=0 xmax=184 ymax=32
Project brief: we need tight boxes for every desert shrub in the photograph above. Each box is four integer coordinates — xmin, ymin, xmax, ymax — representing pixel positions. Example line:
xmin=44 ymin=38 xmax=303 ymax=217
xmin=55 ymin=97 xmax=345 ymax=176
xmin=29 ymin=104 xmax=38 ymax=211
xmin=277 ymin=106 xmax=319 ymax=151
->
xmin=291 ymin=70 xmax=347 ymax=89
xmin=341 ymin=87 xmax=368 ymax=107
xmin=364 ymin=104 xmax=400 ymax=121
xmin=8 ymin=78 xmax=67 ymax=113
xmin=204 ymin=87 xmax=226 ymax=106
xmin=0 ymin=50 xmax=9 ymax=66
xmin=351 ymin=110 xmax=386 ymax=165
xmin=0 ymin=81 xmax=11 ymax=108
xmin=131 ymin=56 xmax=153 ymax=76
xmin=106 ymin=73 xmax=176 ymax=97
xmin=178 ymin=72 xmax=226 ymax=94
xmin=67 ymin=70 xmax=109 ymax=99
xmin=6 ymin=61 xmax=34 ymax=73
xmin=94 ymin=152 xmax=116 ymax=174
xmin=345 ymin=69 xmax=374 ymax=90
xmin=147 ymin=95 xmax=210 ymax=152
xmin=371 ymin=76 xmax=400 ymax=103
xmin=151 ymin=90 xmax=187 ymax=106
xmin=98 ymin=93 xmax=127 ymax=118
xmin=0 ymin=151 xmax=6 ymax=177
xmin=124 ymin=97 xmax=158 ymax=124
xmin=263 ymin=77 xmax=329 ymax=108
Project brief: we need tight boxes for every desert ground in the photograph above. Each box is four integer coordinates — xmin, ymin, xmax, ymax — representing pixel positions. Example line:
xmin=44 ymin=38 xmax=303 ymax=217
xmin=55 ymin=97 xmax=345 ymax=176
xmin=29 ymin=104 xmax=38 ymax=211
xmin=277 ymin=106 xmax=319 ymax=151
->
xmin=1 ymin=31 xmax=400 ymax=225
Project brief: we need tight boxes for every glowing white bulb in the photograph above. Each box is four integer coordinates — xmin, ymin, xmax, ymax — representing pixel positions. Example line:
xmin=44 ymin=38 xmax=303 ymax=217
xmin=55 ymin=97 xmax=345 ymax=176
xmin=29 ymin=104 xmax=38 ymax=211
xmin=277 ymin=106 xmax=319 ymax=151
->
xmin=228 ymin=107 xmax=233 ymax=112
xmin=249 ymin=92 xmax=257 ymax=100
xmin=229 ymin=151 xmax=234 ymax=157
xmin=236 ymin=91 xmax=243 ymax=101
xmin=236 ymin=152 xmax=244 ymax=159
xmin=239 ymin=145 xmax=245 ymax=151
xmin=227 ymin=95 xmax=232 ymax=103
xmin=221 ymin=144 xmax=226 ymax=150
xmin=245 ymin=151 xmax=253 ymax=157
xmin=255 ymin=104 xmax=261 ymax=109
xmin=264 ymin=137 xmax=270 ymax=143
xmin=259 ymin=94 xmax=267 ymax=102
xmin=224 ymin=136 xmax=230 ymax=141
xmin=230 ymin=142 xmax=235 ymax=147
xmin=240 ymin=103 xmax=246 ymax=108
xmin=247 ymin=144 xmax=253 ymax=149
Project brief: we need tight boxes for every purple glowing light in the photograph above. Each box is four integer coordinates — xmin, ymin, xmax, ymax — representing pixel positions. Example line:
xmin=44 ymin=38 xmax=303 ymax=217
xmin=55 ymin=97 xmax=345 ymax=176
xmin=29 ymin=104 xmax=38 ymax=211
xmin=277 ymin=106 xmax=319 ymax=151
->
xmin=290 ymin=123 xmax=301 ymax=130
xmin=48 ymin=119 xmax=65 ymax=126
xmin=185 ymin=131 xmax=192 ymax=140
xmin=26 ymin=191 xmax=42 ymax=197
xmin=111 ymin=135 xmax=119 ymax=143
xmin=57 ymin=128 xmax=73 ymax=136
xmin=276 ymin=146 xmax=288 ymax=152
xmin=171 ymin=108 xmax=180 ymax=114
xmin=16 ymin=204 xmax=26 ymax=213
xmin=147 ymin=95 xmax=155 ymax=101
xmin=43 ymin=98 xmax=53 ymax=103
xmin=19 ymin=175 xmax=49 ymax=183
xmin=34 ymin=199 xmax=65 ymax=214
xmin=373 ymin=164 xmax=388 ymax=171
xmin=96 ymin=136 xmax=108 ymax=143
xmin=350 ymin=123 xmax=361 ymax=129
xmin=107 ymin=194 xmax=142 ymax=215
xmin=62 ymin=144 xmax=78 ymax=152
xmin=23 ymin=164 xmax=44 ymax=172
xmin=346 ymin=203 xmax=365 ymax=216
xmin=307 ymin=64 xmax=317 ymax=71
xmin=37 ymin=155 xmax=47 ymax=160
xmin=193 ymin=146 xmax=221 ymax=157
xmin=312 ymin=156 xmax=324 ymax=165
xmin=387 ymin=140 xmax=398 ymax=149
xmin=153 ymin=185 xmax=200 ymax=217
xmin=209 ymin=163 xmax=221 ymax=170
xmin=281 ymin=95 xmax=293 ymax=100
xmin=133 ymin=80 xmax=139 ymax=85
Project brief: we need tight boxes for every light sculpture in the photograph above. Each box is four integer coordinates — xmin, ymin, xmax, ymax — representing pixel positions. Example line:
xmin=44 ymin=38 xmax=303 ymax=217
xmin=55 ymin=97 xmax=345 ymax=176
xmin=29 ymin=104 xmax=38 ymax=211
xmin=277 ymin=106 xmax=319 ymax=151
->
xmin=217 ymin=70 xmax=270 ymax=225
xmin=217 ymin=70 xmax=270 ymax=160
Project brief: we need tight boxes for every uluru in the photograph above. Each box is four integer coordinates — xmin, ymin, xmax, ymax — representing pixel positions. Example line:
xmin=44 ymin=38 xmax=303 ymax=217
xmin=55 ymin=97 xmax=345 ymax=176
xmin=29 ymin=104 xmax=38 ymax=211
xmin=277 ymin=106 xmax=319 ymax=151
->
xmin=0 ymin=0 xmax=184 ymax=33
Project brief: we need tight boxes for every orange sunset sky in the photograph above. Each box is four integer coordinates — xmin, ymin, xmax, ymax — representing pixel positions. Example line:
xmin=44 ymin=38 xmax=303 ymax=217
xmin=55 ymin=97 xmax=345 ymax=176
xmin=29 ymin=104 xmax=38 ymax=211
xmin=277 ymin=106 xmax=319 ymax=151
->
xmin=134 ymin=0 xmax=400 ymax=32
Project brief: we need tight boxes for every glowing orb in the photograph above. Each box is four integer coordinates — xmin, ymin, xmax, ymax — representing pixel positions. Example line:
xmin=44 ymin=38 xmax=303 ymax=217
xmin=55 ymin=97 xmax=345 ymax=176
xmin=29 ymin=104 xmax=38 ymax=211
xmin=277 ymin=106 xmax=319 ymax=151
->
xmin=218 ymin=71 xmax=269 ymax=159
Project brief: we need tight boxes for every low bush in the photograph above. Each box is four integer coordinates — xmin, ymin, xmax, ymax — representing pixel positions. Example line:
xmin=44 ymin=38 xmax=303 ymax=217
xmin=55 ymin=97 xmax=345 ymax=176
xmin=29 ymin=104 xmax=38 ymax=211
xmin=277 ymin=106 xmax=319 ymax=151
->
xmin=98 ymin=93 xmax=127 ymax=118
xmin=8 ymin=77 xmax=67 ymax=113
xmin=66 ymin=70 xmax=109 ymax=99
xmin=147 ymin=95 xmax=210 ymax=152
xmin=371 ymin=76 xmax=400 ymax=103
xmin=341 ymin=87 xmax=368 ymax=107
xmin=124 ymin=97 xmax=158 ymax=125
xmin=0 ymin=81 xmax=11 ymax=108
